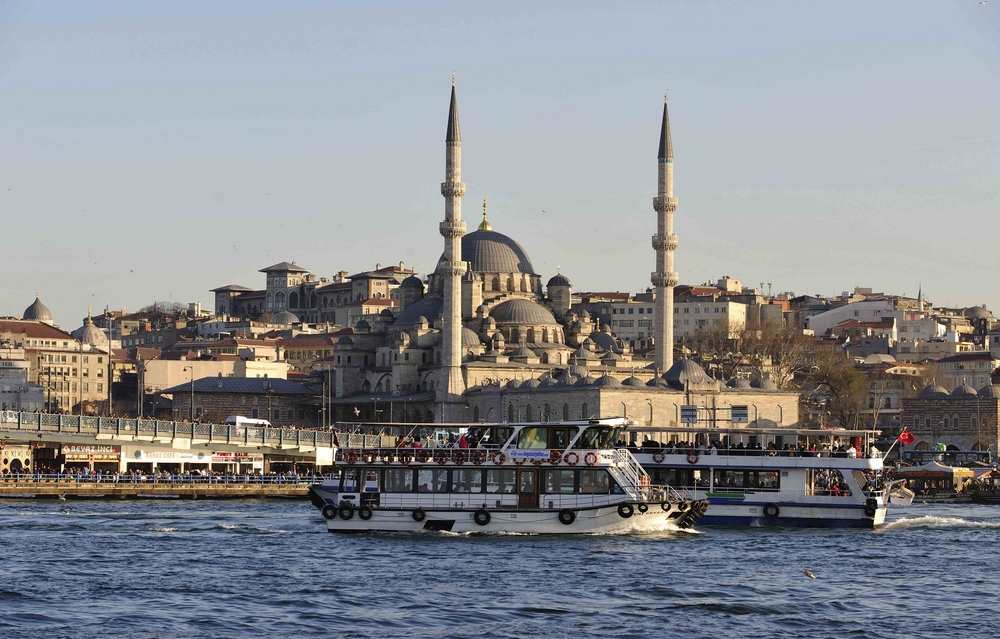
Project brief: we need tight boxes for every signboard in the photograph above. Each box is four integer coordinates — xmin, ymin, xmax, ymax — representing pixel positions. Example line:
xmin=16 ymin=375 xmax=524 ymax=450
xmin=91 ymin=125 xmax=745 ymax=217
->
xmin=510 ymin=450 xmax=551 ymax=459
xmin=62 ymin=443 xmax=120 ymax=462
xmin=680 ymin=405 xmax=699 ymax=424
xmin=730 ymin=405 xmax=749 ymax=424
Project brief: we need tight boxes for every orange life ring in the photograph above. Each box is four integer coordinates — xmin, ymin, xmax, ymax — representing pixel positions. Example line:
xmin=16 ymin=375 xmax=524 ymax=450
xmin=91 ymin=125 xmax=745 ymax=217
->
xmin=549 ymin=450 xmax=562 ymax=465
xmin=514 ymin=457 xmax=526 ymax=466
xmin=564 ymin=452 xmax=579 ymax=467
xmin=436 ymin=451 xmax=450 ymax=465
xmin=472 ymin=451 xmax=487 ymax=465
xmin=416 ymin=449 xmax=431 ymax=463
xmin=454 ymin=451 xmax=467 ymax=465
xmin=363 ymin=450 xmax=376 ymax=464
xmin=652 ymin=451 xmax=665 ymax=464
xmin=531 ymin=459 xmax=545 ymax=467
xmin=400 ymin=453 xmax=413 ymax=465
xmin=687 ymin=452 xmax=699 ymax=465
xmin=345 ymin=450 xmax=359 ymax=465
xmin=492 ymin=452 xmax=507 ymax=465
xmin=584 ymin=452 xmax=598 ymax=467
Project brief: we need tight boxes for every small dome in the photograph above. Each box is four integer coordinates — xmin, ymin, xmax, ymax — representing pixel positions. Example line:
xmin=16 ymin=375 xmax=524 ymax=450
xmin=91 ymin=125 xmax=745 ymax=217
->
xmin=592 ymin=375 xmax=622 ymax=389
xmin=23 ymin=295 xmax=53 ymax=322
xmin=966 ymin=306 xmax=992 ymax=320
xmin=539 ymin=376 xmax=559 ymax=388
xmin=522 ymin=379 xmax=541 ymax=389
xmin=726 ymin=378 xmax=752 ymax=390
xmin=355 ymin=319 xmax=370 ymax=330
xmin=863 ymin=353 xmax=896 ymax=365
xmin=588 ymin=331 xmax=621 ymax=354
xmin=578 ymin=309 xmax=591 ymax=319
xmin=401 ymin=275 xmax=424 ymax=288
xmin=74 ymin=314 xmax=109 ymax=348
xmin=505 ymin=379 xmax=522 ymax=390
xmin=379 ymin=308 xmax=394 ymax=317
xmin=394 ymin=297 xmax=443 ymax=326
xmin=951 ymin=384 xmax=978 ymax=398
xmin=575 ymin=375 xmax=598 ymax=387
xmin=663 ymin=359 xmax=711 ymax=390
xmin=566 ymin=365 xmax=589 ymax=377
xmin=489 ymin=299 xmax=557 ymax=326
xmin=270 ymin=310 xmax=300 ymax=325
xmin=511 ymin=346 xmax=537 ymax=359
xmin=646 ymin=377 xmax=671 ymax=388
xmin=337 ymin=336 xmax=354 ymax=346
xmin=558 ymin=373 xmax=580 ymax=386
xmin=547 ymin=273 xmax=572 ymax=288
xmin=571 ymin=347 xmax=598 ymax=361
xmin=461 ymin=327 xmax=481 ymax=348
xmin=621 ymin=376 xmax=645 ymax=387
xmin=750 ymin=378 xmax=778 ymax=391
xmin=917 ymin=384 xmax=949 ymax=399
xmin=978 ymin=384 xmax=1000 ymax=399
xmin=463 ymin=271 xmax=480 ymax=282
xmin=601 ymin=352 xmax=623 ymax=362
xmin=415 ymin=316 xmax=429 ymax=326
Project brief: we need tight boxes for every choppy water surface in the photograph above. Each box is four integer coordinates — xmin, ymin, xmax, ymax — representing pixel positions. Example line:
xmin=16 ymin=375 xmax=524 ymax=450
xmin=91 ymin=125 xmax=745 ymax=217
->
xmin=1 ymin=498 xmax=998 ymax=639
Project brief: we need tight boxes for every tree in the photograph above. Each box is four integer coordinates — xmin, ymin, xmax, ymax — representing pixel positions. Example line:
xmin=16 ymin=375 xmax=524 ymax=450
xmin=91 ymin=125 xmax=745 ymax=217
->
xmin=138 ymin=301 xmax=188 ymax=316
xmin=688 ymin=320 xmax=818 ymax=390
xmin=810 ymin=360 xmax=868 ymax=429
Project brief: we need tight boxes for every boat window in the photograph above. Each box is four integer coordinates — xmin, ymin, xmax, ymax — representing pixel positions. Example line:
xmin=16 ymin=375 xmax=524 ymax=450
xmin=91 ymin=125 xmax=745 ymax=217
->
xmin=579 ymin=469 xmax=610 ymax=494
xmin=543 ymin=469 xmax=576 ymax=494
xmin=383 ymin=468 xmax=414 ymax=492
xmin=547 ymin=427 xmax=576 ymax=450
xmin=712 ymin=469 xmax=779 ymax=492
xmin=341 ymin=468 xmax=358 ymax=492
xmin=519 ymin=471 xmax=535 ymax=494
xmin=650 ymin=468 xmax=700 ymax=489
xmin=363 ymin=470 xmax=379 ymax=492
xmin=486 ymin=469 xmax=517 ymax=494
xmin=517 ymin=427 xmax=548 ymax=449
xmin=806 ymin=469 xmax=851 ymax=497
xmin=451 ymin=469 xmax=483 ymax=493
xmin=573 ymin=426 xmax=619 ymax=449
xmin=417 ymin=468 xmax=449 ymax=493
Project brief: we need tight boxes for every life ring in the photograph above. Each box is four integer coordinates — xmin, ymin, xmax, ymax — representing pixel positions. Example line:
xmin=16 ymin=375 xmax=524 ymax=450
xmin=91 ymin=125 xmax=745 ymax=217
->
xmin=363 ymin=450 xmax=376 ymax=464
xmin=661 ymin=502 xmax=672 ymax=513
xmin=531 ymin=459 xmax=545 ymax=467
xmin=686 ymin=452 xmax=699 ymax=465
xmin=474 ymin=508 xmax=491 ymax=526
xmin=638 ymin=503 xmax=649 ymax=513
xmin=564 ymin=452 xmax=579 ymax=467
xmin=652 ymin=451 xmax=666 ymax=464
xmin=491 ymin=452 xmax=507 ymax=465
xmin=321 ymin=505 xmax=338 ymax=520
xmin=412 ymin=508 xmax=426 ymax=522
xmin=558 ymin=509 xmax=576 ymax=525
xmin=584 ymin=452 xmax=598 ymax=467
xmin=863 ymin=505 xmax=877 ymax=518
xmin=763 ymin=503 xmax=780 ymax=519
xmin=514 ymin=458 xmax=526 ymax=466
xmin=472 ymin=451 xmax=487 ymax=465
xmin=358 ymin=506 xmax=373 ymax=520
xmin=381 ymin=450 xmax=393 ymax=464
xmin=549 ymin=450 xmax=562 ymax=465
xmin=454 ymin=451 xmax=467 ymax=466
xmin=617 ymin=503 xmax=634 ymax=519
xmin=338 ymin=504 xmax=355 ymax=520
xmin=345 ymin=450 xmax=359 ymax=465
xmin=400 ymin=453 xmax=413 ymax=465
xmin=416 ymin=449 xmax=431 ymax=463
xmin=436 ymin=452 xmax=449 ymax=465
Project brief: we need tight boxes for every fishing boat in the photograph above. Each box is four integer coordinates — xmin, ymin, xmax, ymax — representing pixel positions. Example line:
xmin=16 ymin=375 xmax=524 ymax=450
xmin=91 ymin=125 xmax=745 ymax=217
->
xmin=629 ymin=425 xmax=888 ymax=528
xmin=308 ymin=418 xmax=707 ymax=534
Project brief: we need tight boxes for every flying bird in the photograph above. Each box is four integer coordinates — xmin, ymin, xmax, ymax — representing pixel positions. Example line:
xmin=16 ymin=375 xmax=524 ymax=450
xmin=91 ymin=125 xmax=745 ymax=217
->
xmin=803 ymin=570 xmax=816 ymax=579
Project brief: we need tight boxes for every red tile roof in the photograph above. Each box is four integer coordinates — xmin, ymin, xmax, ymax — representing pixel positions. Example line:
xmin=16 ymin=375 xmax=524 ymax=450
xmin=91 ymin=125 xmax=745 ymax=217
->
xmin=0 ymin=320 xmax=76 ymax=340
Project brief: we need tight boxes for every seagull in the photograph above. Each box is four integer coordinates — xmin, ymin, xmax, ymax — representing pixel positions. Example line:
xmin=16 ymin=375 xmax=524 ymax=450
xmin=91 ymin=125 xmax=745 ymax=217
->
xmin=981 ymin=1 xmax=987 ymax=5
xmin=57 ymin=493 xmax=66 ymax=501
xmin=60 ymin=507 xmax=71 ymax=514
xmin=803 ymin=570 xmax=816 ymax=579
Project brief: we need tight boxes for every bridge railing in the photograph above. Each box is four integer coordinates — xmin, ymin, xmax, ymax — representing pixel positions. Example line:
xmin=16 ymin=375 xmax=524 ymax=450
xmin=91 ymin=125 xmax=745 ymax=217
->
xmin=0 ymin=411 xmax=336 ymax=449
xmin=0 ymin=472 xmax=334 ymax=485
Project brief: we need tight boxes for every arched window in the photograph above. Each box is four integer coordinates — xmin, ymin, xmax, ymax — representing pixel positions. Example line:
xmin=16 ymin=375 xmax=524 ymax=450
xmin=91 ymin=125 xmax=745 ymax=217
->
xmin=543 ymin=404 xmax=550 ymax=422
xmin=776 ymin=405 xmax=783 ymax=423
xmin=541 ymin=328 xmax=549 ymax=343
xmin=288 ymin=291 xmax=299 ymax=308
xmin=492 ymin=277 xmax=500 ymax=291
xmin=541 ymin=352 xmax=549 ymax=364
xmin=645 ymin=403 xmax=653 ymax=426
xmin=581 ymin=403 xmax=589 ymax=419
xmin=508 ymin=404 xmax=515 ymax=423
xmin=311 ymin=293 xmax=318 ymax=308
xmin=526 ymin=328 xmax=535 ymax=343
xmin=473 ymin=406 xmax=480 ymax=422
xmin=563 ymin=403 xmax=570 ymax=421
xmin=520 ymin=278 xmax=527 ymax=292
xmin=507 ymin=276 xmax=515 ymax=291
xmin=526 ymin=405 xmax=533 ymax=421
xmin=620 ymin=402 xmax=627 ymax=418
xmin=274 ymin=291 xmax=285 ymax=309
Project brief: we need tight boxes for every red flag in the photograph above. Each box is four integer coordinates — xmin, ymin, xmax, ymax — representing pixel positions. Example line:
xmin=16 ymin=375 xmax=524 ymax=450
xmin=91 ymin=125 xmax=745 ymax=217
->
xmin=897 ymin=429 xmax=915 ymax=445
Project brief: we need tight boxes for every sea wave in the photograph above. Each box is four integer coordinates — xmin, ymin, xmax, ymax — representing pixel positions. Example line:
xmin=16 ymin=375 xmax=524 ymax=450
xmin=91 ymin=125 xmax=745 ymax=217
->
xmin=883 ymin=515 xmax=1000 ymax=530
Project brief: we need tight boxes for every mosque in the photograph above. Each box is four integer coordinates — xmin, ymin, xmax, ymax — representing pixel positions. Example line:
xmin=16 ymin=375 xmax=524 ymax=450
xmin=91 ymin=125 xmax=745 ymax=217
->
xmin=323 ymin=81 xmax=799 ymax=429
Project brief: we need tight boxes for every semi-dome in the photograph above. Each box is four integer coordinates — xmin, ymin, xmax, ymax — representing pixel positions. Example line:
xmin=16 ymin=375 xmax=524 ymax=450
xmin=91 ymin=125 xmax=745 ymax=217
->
xmin=547 ymin=273 xmax=572 ymax=288
xmin=951 ymin=384 xmax=978 ymax=398
xmin=750 ymin=377 xmax=778 ymax=391
xmin=394 ymin=297 xmax=443 ymax=326
xmin=726 ymin=378 xmax=752 ymax=390
xmin=592 ymin=375 xmax=622 ymax=389
xmin=450 ymin=228 xmax=537 ymax=275
xmin=978 ymin=384 xmax=1000 ymax=399
xmin=621 ymin=376 xmax=645 ymax=387
xmin=588 ymin=331 xmax=621 ymax=354
xmin=461 ymin=327 xmax=481 ymax=348
xmin=663 ymin=359 xmax=711 ymax=390
xmin=917 ymin=384 xmax=949 ymax=399
xmin=270 ymin=310 xmax=300 ymax=325
xmin=23 ymin=295 xmax=53 ymax=323
xmin=489 ymin=299 xmax=557 ymax=325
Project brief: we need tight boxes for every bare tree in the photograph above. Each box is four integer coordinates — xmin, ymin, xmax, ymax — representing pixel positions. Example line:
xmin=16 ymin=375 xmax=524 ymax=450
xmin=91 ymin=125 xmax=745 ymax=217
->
xmin=811 ymin=360 xmax=868 ymax=429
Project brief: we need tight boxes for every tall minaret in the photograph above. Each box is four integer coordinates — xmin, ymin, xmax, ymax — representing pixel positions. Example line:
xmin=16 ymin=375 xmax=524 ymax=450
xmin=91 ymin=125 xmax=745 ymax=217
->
xmin=439 ymin=74 xmax=467 ymax=415
xmin=918 ymin=284 xmax=924 ymax=313
xmin=652 ymin=91 xmax=679 ymax=371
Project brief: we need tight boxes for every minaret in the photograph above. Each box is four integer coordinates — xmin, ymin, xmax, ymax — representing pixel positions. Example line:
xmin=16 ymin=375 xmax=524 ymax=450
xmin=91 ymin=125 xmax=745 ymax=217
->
xmin=439 ymin=74 xmax=468 ymax=415
xmin=652 ymin=91 xmax=679 ymax=371
xmin=918 ymin=284 xmax=924 ymax=313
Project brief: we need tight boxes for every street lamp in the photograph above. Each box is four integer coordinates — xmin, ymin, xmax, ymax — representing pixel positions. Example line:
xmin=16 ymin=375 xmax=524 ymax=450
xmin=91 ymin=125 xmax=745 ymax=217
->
xmin=182 ymin=366 xmax=194 ymax=422
xmin=263 ymin=373 xmax=273 ymax=423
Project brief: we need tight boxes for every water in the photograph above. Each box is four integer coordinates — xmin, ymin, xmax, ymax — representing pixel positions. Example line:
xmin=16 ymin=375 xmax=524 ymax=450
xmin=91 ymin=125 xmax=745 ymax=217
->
xmin=1 ymin=499 xmax=998 ymax=639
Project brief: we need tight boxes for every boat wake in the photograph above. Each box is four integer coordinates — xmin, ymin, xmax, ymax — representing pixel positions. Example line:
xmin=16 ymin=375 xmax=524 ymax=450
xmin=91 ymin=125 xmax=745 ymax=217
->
xmin=213 ymin=522 xmax=290 ymax=534
xmin=884 ymin=515 xmax=1000 ymax=530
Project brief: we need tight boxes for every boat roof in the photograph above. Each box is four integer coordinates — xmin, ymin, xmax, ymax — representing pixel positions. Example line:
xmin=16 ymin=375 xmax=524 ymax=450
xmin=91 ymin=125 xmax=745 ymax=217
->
xmin=629 ymin=425 xmax=882 ymax=438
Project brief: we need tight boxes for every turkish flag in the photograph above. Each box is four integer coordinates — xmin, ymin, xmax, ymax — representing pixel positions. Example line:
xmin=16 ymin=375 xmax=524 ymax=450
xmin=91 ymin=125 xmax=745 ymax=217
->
xmin=897 ymin=429 xmax=916 ymax=445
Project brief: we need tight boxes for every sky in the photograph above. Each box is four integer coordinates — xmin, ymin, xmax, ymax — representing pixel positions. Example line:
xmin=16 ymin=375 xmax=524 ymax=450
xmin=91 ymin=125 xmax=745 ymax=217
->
xmin=1 ymin=0 xmax=999 ymax=329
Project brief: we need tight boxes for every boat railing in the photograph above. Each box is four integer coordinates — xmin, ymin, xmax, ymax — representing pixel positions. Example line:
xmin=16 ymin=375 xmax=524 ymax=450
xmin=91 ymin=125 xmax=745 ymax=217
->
xmin=0 ymin=472 xmax=334 ymax=485
xmin=608 ymin=448 xmax=649 ymax=502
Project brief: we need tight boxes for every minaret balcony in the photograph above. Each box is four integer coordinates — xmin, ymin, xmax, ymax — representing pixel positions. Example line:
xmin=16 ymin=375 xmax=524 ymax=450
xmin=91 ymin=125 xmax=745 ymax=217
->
xmin=652 ymin=196 xmax=678 ymax=213
xmin=439 ymin=220 xmax=467 ymax=238
xmin=650 ymin=272 xmax=679 ymax=288
xmin=438 ymin=260 xmax=468 ymax=277
xmin=441 ymin=181 xmax=467 ymax=198
xmin=651 ymin=234 xmax=679 ymax=251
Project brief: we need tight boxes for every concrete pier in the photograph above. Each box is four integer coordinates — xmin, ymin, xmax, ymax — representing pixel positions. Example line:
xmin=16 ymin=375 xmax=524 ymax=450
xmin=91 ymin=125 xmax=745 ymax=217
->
xmin=0 ymin=475 xmax=311 ymax=499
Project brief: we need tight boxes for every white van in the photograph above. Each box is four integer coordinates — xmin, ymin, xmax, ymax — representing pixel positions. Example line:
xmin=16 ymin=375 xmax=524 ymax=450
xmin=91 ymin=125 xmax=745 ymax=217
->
xmin=225 ymin=416 xmax=272 ymax=429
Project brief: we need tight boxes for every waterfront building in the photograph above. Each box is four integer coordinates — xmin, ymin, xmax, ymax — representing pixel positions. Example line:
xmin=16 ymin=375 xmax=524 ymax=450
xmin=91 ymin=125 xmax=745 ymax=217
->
xmin=161 ymin=376 xmax=316 ymax=426
xmin=901 ymin=382 xmax=1000 ymax=452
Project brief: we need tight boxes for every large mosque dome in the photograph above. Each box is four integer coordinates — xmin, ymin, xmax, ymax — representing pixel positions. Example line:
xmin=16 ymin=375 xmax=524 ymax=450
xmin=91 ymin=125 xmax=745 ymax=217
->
xmin=23 ymin=294 xmax=53 ymax=324
xmin=460 ymin=228 xmax=537 ymax=275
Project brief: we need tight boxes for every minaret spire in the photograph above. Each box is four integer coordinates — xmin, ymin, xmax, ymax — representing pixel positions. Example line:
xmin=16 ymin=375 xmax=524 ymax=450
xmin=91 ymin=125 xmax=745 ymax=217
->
xmin=479 ymin=195 xmax=491 ymax=231
xmin=439 ymin=75 xmax=468 ymax=418
xmin=652 ymin=91 xmax=679 ymax=371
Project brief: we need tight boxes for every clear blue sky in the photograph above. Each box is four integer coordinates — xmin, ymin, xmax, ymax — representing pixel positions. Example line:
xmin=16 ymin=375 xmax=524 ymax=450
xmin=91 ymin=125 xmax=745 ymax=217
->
xmin=2 ymin=0 xmax=998 ymax=328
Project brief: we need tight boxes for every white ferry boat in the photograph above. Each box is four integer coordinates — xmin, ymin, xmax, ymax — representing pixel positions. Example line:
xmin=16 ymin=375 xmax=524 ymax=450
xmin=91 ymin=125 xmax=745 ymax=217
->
xmin=308 ymin=418 xmax=708 ymax=534
xmin=629 ymin=425 xmax=887 ymax=528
